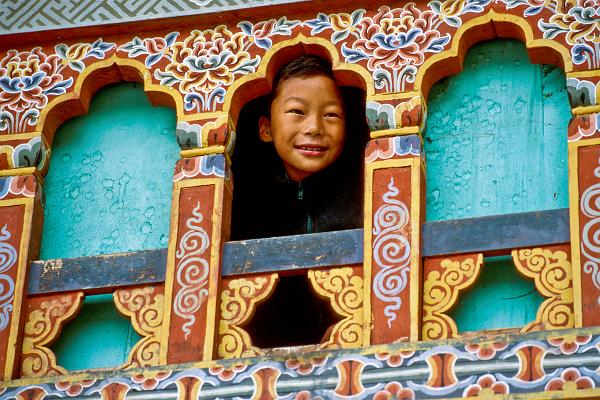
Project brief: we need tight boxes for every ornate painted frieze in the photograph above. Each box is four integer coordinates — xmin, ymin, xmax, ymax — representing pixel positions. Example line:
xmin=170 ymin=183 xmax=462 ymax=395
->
xmin=218 ymin=273 xmax=277 ymax=358
xmin=20 ymin=293 xmax=83 ymax=377
xmin=512 ymin=245 xmax=575 ymax=332
xmin=3 ymin=327 xmax=600 ymax=399
xmin=114 ymin=286 xmax=164 ymax=369
xmin=422 ymin=254 xmax=483 ymax=341
xmin=308 ymin=266 xmax=364 ymax=349
xmin=0 ymin=1 xmax=592 ymax=140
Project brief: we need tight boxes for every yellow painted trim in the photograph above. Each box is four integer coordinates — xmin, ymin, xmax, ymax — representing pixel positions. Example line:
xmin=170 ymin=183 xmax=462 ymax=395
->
xmin=415 ymin=10 xmax=573 ymax=94
xmin=363 ymin=163 xmax=373 ymax=347
xmin=568 ymin=69 xmax=600 ymax=79
xmin=568 ymin=137 xmax=600 ymax=327
xmin=0 ymin=132 xmax=41 ymax=142
xmin=203 ymin=178 xmax=224 ymax=361
xmin=367 ymin=91 xmax=422 ymax=103
xmin=180 ymin=146 xmax=226 ymax=158
xmin=365 ymin=157 xmax=422 ymax=343
xmin=572 ymin=105 xmax=600 ymax=116
xmin=0 ymin=167 xmax=36 ymax=177
xmin=370 ymin=127 xmax=420 ymax=139
xmin=160 ymin=177 xmax=224 ymax=364
xmin=0 ymin=197 xmax=34 ymax=377
xmin=221 ymin=34 xmax=374 ymax=114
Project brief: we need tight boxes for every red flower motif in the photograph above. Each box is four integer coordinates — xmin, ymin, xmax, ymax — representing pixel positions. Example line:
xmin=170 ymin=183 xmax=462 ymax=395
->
xmin=285 ymin=357 xmax=327 ymax=375
xmin=374 ymin=381 xmax=415 ymax=400
xmin=546 ymin=368 xmax=595 ymax=392
xmin=55 ymin=379 xmax=97 ymax=397
xmin=548 ymin=335 xmax=592 ymax=355
xmin=375 ymin=349 xmax=416 ymax=367
xmin=465 ymin=341 xmax=508 ymax=360
xmin=208 ymin=363 xmax=247 ymax=381
xmin=464 ymin=374 xmax=509 ymax=397
xmin=131 ymin=371 xmax=171 ymax=390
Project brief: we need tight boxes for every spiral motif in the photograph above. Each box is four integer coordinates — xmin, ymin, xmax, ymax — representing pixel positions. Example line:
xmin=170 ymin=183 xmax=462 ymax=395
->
xmin=372 ymin=178 xmax=411 ymax=328
xmin=174 ymin=202 xmax=211 ymax=339
xmin=0 ymin=225 xmax=16 ymax=332
xmin=581 ymin=160 xmax=600 ymax=305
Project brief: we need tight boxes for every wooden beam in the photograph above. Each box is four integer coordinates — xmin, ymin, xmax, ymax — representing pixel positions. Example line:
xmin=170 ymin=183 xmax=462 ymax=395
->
xmin=27 ymin=209 xmax=569 ymax=294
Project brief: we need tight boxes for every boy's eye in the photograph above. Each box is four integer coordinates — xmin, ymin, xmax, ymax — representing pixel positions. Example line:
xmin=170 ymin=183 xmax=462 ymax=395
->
xmin=288 ymin=109 xmax=304 ymax=115
xmin=325 ymin=112 xmax=341 ymax=118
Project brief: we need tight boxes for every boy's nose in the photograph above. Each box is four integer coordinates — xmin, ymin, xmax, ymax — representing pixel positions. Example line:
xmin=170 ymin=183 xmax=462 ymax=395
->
xmin=302 ymin=115 xmax=324 ymax=136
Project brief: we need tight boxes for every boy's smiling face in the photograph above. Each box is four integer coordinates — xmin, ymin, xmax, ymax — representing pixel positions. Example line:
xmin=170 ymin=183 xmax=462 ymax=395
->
xmin=259 ymin=75 xmax=345 ymax=182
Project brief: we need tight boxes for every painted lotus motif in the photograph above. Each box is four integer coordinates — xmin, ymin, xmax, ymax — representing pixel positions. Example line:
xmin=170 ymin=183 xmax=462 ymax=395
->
xmin=0 ymin=48 xmax=70 ymax=111
xmin=155 ymin=25 xmax=260 ymax=111
xmin=337 ymin=4 xmax=450 ymax=91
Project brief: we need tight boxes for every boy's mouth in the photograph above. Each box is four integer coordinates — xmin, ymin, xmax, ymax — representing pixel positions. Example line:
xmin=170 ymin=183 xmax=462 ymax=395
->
xmin=295 ymin=144 xmax=328 ymax=156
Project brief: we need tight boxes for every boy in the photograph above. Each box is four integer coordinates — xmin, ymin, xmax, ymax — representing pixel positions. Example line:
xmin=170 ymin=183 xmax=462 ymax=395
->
xmin=231 ymin=55 xmax=365 ymax=240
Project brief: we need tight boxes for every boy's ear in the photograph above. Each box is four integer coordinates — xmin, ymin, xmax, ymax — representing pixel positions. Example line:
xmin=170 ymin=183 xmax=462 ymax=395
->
xmin=258 ymin=116 xmax=273 ymax=143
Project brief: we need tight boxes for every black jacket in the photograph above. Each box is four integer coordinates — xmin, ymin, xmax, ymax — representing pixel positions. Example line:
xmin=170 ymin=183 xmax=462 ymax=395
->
xmin=231 ymin=156 xmax=363 ymax=240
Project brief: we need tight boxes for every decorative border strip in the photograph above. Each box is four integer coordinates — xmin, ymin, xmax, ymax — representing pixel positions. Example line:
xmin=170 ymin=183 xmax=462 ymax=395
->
xmin=3 ymin=326 xmax=600 ymax=399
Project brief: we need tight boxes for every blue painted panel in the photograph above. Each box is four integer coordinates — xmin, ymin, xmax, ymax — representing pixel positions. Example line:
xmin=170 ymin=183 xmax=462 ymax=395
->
xmin=40 ymin=82 xmax=177 ymax=369
xmin=424 ymin=40 xmax=570 ymax=222
xmin=40 ymin=82 xmax=179 ymax=259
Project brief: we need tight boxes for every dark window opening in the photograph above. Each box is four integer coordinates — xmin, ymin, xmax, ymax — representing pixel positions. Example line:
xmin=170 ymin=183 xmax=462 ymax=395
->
xmin=242 ymin=274 xmax=343 ymax=348
xmin=230 ymin=86 xmax=369 ymax=240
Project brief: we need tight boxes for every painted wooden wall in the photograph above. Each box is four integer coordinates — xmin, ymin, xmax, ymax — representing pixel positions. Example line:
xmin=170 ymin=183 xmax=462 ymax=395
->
xmin=39 ymin=82 xmax=178 ymax=370
xmin=424 ymin=39 xmax=570 ymax=332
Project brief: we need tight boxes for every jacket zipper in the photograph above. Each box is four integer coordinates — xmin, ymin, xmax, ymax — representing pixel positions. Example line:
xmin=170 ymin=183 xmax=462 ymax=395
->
xmin=297 ymin=182 xmax=314 ymax=233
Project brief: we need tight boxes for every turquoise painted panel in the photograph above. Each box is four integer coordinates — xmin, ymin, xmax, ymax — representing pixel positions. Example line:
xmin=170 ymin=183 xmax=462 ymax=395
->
xmin=424 ymin=40 xmax=570 ymax=222
xmin=450 ymin=256 xmax=544 ymax=332
xmin=40 ymin=82 xmax=179 ymax=259
xmin=41 ymin=83 xmax=177 ymax=369
xmin=51 ymin=294 xmax=142 ymax=371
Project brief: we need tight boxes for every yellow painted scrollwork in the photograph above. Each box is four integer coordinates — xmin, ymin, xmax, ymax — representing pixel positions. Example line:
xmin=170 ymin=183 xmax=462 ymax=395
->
xmin=422 ymin=255 xmax=483 ymax=340
xmin=21 ymin=292 xmax=83 ymax=377
xmin=512 ymin=247 xmax=575 ymax=331
xmin=308 ymin=267 xmax=364 ymax=349
xmin=114 ymin=286 xmax=164 ymax=368
xmin=218 ymin=274 xmax=278 ymax=359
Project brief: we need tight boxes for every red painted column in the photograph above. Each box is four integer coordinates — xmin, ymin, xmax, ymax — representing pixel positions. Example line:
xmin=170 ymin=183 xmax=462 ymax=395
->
xmin=0 ymin=172 xmax=43 ymax=379
xmin=160 ymin=153 xmax=232 ymax=363
xmin=363 ymin=135 xmax=424 ymax=344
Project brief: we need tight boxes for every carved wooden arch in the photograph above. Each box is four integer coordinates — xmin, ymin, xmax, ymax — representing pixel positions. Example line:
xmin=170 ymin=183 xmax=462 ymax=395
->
xmin=415 ymin=11 xmax=573 ymax=101
xmin=221 ymin=35 xmax=374 ymax=128
xmin=35 ymin=56 xmax=184 ymax=155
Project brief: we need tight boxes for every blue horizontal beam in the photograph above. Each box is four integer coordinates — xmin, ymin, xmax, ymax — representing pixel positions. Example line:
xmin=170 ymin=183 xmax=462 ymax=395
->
xmin=27 ymin=209 xmax=570 ymax=295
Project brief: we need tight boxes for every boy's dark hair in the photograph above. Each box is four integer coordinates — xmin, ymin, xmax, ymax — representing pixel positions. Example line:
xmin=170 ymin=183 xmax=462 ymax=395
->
xmin=271 ymin=55 xmax=336 ymax=97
